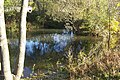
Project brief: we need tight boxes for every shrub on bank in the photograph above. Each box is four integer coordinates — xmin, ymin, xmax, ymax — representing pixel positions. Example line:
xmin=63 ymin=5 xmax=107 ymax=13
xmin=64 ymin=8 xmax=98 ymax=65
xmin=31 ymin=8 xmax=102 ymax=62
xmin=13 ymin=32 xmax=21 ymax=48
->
xmin=66 ymin=50 xmax=120 ymax=80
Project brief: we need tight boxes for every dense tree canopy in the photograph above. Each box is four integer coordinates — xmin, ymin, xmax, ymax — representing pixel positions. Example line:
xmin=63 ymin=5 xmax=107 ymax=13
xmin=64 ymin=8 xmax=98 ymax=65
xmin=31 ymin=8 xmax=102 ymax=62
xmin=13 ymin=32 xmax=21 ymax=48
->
xmin=4 ymin=0 xmax=120 ymax=35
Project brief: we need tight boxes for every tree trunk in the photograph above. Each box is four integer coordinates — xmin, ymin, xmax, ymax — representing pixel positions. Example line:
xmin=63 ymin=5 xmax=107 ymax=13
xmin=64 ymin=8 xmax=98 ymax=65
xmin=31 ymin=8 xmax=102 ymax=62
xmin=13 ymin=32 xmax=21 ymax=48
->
xmin=14 ymin=0 xmax=28 ymax=80
xmin=0 ymin=46 xmax=4 ymax=80
xmin=0 ymin=0 xmax=13 ymax=80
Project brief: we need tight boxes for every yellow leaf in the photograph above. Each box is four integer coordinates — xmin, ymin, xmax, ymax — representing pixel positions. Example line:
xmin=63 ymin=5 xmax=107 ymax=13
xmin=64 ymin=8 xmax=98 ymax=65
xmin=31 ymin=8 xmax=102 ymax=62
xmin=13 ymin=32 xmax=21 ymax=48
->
xmin=111 ymin=19 xmax=119 ymax=32
xmin=117 ymin=3 xmax=120 ymax=7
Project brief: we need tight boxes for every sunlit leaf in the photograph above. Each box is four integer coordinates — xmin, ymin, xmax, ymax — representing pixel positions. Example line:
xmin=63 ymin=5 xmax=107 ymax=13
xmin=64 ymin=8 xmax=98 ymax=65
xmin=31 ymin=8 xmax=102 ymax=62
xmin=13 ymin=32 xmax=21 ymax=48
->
xmin=111 ymin=19 xmax=119 ymax=32
xmin=117 ymin=3 xmax=120 ymax=7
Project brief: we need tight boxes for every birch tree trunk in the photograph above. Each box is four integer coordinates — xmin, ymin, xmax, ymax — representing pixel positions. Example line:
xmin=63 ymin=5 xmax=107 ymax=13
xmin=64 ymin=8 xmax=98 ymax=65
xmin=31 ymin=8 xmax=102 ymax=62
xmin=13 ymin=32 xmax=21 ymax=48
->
xmin=14 ymin=0 xmax=28 ymax=80
xmin=0 ymin=0 xmax=13 ymax=80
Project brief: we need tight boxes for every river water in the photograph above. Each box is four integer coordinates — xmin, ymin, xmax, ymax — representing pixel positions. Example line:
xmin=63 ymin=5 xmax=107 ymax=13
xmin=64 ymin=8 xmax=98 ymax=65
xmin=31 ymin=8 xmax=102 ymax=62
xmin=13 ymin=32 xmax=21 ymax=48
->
xmin=9 ymin=29 xmax=99 ymax=56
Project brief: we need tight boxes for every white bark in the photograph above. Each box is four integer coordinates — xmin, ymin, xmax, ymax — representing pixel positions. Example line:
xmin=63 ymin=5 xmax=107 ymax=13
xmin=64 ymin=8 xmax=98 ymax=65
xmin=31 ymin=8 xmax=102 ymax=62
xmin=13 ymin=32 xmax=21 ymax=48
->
xmin=14 ymin=0 xmax=28 ymax=80
xmin=0 ymin=0 xmax=13 ymax=80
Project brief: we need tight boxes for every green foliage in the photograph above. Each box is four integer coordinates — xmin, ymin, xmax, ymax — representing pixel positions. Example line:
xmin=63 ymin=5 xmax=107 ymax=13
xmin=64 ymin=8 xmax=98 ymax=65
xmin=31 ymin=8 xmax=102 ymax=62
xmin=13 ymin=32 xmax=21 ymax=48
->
xmin=5 ymin=11 xmax=20 ymax=38
xmin=4 ymin=0 xmax=12 ymax=7
xmin=110 ymin=35 xmax=118 ymax=49
xmin=5 ymin=0 xmax=21 ymax=7
xmin=29 ymin=1 xmax=36 ymax=10
xmin=5 ymin=0 xmax=120 ymax=36
xmin=6 ymin=20 xmax=19 ymax=38
xmin=111 ymin=19 xmax=119 ymax=32
xmin=29 ymin=2 xmax=34 ymax=6
xmin=65 ymin=43 xmax=120 ymax=80
xmin=32 ymin=0 xmax=119 ymax=35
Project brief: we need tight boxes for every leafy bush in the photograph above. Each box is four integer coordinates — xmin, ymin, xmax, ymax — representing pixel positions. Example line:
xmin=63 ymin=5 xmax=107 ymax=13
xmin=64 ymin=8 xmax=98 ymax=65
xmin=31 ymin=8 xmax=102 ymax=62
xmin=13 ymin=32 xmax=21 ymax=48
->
xmin=65 ymin=45 xmax=120 ymax=80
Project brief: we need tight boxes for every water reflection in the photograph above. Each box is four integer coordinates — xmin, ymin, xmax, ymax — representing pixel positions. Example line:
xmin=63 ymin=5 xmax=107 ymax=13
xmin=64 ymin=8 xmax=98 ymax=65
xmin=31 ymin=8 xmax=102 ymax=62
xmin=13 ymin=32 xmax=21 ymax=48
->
xmin=9 ymin=30 xmax=97 ymax=58
xmin=23 ymin=67 xmax=32 ymax=78
xmin=25 ymin=31 xmax=73 ymax=56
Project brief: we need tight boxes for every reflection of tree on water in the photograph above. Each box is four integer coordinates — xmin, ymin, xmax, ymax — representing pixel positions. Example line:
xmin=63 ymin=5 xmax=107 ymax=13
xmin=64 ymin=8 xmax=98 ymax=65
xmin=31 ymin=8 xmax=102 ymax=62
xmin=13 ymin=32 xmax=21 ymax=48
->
xmin=22 ymin=34 xmax=120 ymax=59
xmin=25 ymin=32 xmax=73 ymax=57
xmin=9 ymin=34 xmax=100 ymax=60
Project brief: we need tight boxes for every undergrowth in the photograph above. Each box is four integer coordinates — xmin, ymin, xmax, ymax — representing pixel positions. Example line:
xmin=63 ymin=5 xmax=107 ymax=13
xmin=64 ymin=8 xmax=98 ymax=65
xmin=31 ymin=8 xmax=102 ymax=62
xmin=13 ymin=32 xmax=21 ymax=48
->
xmin=65 ymin=45 xmax=120 ymax=80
